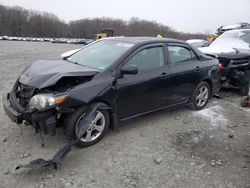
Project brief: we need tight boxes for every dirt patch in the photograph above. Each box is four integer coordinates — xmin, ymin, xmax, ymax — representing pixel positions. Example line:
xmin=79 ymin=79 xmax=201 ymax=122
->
xmin=175 ymin=129 xmax=249 ymax=167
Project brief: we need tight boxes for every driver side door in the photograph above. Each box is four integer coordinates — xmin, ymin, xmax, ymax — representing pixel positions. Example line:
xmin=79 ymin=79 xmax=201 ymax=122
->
xmin=116 ymin=44 xmax=172 ymax=119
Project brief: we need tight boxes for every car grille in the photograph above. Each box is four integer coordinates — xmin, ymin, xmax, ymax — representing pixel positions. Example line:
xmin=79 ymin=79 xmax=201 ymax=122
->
xmin=230 ymin=58 xmax=250 ymax=65
xmin=17 ymin=83 xmax=35 ymax=99
xmin=13 ymin=82 xmax=36 ymax=108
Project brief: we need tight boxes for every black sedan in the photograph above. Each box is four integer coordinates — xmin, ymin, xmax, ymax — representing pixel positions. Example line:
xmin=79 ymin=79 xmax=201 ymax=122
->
xmin=3 ymin=37 xmax=220 ymax=147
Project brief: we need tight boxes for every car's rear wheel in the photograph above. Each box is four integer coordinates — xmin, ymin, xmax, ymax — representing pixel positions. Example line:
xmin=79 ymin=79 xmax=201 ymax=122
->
xmin=64 ymin=106 xmax=110 ymax=148
xmin=191 ymin=81 xmax=211 ymax=110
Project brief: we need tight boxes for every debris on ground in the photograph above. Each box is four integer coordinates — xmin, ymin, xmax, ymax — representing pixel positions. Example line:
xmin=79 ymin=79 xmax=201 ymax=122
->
xmin=228 ymin=134 xmax=234 ymax=139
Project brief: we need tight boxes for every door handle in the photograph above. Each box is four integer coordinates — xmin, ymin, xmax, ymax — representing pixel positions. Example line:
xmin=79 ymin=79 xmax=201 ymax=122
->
xmin=195 ymin=66 xmax=201 ymax=71
xmin=160 ymin=72 xmax=168 ymax=78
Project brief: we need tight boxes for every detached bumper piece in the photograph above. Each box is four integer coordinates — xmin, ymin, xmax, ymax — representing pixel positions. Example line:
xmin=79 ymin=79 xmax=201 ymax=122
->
xmin=15 ymin=106 xmax=94 ymax=170
xmin=16 ymin=140 xmax=78 ymax=170
xmin=15 ymin=103 xmax=110 ymax=171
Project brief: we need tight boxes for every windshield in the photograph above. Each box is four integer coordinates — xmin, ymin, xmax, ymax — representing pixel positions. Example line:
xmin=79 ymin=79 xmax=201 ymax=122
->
xmin=210 ymin=29 xmax=250 ymax=49
xmin=191 ymin=42 xmax=209 ymax=48
xmin=68 ymin=40 xmax=134 ymax=70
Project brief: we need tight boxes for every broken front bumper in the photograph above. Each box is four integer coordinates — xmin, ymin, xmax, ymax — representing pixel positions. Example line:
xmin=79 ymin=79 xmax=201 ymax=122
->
xmin=3 ymin=93 xmax=25 ymax=124
xmin=3 ymin=92 xmax=57 ymax=135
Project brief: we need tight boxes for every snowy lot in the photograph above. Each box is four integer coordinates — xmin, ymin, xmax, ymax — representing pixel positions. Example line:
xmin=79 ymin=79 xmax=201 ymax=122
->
xmin=0 ymin=41 xmax=249 ymax=188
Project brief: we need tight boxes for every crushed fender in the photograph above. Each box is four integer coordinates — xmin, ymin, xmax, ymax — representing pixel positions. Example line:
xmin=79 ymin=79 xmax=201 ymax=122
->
xmin=15 ymin=103 xmax=111 ymax=171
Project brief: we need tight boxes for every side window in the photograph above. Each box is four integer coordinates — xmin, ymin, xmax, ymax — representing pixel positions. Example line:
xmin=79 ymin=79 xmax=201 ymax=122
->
xmin=167 ymin=45 xmax=197 ymax=64
xmin=126 ymin=47 xmax=164 ymax=71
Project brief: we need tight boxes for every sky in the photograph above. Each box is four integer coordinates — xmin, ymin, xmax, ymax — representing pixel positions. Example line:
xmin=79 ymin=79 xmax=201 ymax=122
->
xmin=1 ymin=0 xmax=250 ymax=33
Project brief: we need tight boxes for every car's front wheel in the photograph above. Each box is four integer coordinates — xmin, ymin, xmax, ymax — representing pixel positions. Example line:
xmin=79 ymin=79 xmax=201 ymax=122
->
xmin=191 ymin=81 xmax=211 ymax=110
xmin=64 ymin=106 xmax=110 ymax=148
xmin=239 ymin=79 xmax=249 ymax=96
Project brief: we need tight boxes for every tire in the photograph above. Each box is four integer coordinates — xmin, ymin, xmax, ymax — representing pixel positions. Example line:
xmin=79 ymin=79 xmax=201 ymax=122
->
xmin=190 ymin=81 xmax=211 ymax=110
xmin=239 ymin=80 xmax=249 ymax=96
xmin=240 ymin=96 xmax=250 ymax=107
xmin=63 ymin=106 xmax=110 ymax=148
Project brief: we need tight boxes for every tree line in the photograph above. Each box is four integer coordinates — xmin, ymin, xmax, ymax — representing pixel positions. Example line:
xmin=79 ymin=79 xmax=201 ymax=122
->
xmin=0 ymin=5 xmax=206 ymax=40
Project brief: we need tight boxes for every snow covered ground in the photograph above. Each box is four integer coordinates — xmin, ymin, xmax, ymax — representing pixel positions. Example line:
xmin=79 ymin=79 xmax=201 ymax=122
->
xmin=193 ymin=103 xmax=228 ymax=127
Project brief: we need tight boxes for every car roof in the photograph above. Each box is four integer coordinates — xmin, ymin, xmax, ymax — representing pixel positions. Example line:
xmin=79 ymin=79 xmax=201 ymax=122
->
xmin=186 ymin=39 xmax=206 ymax=43
xmin=101 ymin=36 xmax=209 ymax=63
xmin=104 ymin=36 xmax=185 ymax=45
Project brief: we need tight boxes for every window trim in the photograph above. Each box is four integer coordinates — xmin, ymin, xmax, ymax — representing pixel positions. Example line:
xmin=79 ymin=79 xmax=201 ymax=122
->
xmin=117 ymin=43 xmax=167 ymax=74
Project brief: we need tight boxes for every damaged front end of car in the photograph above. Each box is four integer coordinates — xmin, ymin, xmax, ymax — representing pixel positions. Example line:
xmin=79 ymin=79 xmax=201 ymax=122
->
xmin=2 ymin=59 xmax=108 ymax=169
xmin=3 ymin=59 xmax=99 ymax=134
xmin=4 ymin=82 xmax=69 ymax=136
xmin=217 ymin=54 xmax=250 ymax=95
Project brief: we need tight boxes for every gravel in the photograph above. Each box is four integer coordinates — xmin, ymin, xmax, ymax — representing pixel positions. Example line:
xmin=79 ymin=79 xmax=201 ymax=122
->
xmin=154 ymin=157 xmax=163 ymax=165
xmin=69 ymin=171 xmax=76 ymax=176
xmin=0 ymin=41 xmax=249 ymax=188
xmin=2 ymin=138 xmax=7 ymax=142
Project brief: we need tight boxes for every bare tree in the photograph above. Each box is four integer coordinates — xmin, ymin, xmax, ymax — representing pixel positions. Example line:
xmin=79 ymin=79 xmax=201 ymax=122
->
xmin=0 ymin=4 xmax=206 ymax=40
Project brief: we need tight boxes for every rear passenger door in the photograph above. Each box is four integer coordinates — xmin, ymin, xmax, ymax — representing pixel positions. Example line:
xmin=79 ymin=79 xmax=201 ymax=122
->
xmin=167 ymin=43 xmax=205 ymax=104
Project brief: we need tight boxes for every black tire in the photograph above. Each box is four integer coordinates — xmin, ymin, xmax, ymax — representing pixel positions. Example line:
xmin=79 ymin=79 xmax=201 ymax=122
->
xmin=240 ymin=96 xmax=250 ymax=107
xmin=239 ymin=80 xmax=249 ymax=96
xmin=190 ymin=81 xmax=211 ymax=110
xmin=63 ymin=106 xmax=110 ymax=148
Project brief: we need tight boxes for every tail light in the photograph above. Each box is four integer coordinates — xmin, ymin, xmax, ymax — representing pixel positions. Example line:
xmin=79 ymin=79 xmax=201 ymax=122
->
xmin=217 ymin=63 xmax=223 ymax=71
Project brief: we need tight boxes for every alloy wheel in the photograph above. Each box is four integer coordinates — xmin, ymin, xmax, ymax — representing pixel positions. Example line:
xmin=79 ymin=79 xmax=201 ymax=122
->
xmin=75 ymin=110 xmax=106 ymax=142
xmin=196 ymin=86 xmax=209 ymax=107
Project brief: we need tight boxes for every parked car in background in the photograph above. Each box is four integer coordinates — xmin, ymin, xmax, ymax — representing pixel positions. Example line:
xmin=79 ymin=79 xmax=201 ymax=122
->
xmin=60 ymin=48 xmax=82 ymax=59
xmin=0 ymin=36 xmax=94 ymax=45
xmin=199 ymin=29 xmax=250 ymax=95
xmin=3 ymin=37 xmax=220 ymax=147
xmin=60 ymin=40 xmax=95 ymax=58
xmin=186 ymin=39 xmax=211 ymax=48
xmin=81 ymin=39 xmax=94 ymax=45
xmin=1 ymin=36 xmax=9 ymax=40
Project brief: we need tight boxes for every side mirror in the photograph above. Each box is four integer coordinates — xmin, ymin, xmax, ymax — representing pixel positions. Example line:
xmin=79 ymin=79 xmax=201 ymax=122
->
xmin=121 ymin=65 xmax=138 ymax=75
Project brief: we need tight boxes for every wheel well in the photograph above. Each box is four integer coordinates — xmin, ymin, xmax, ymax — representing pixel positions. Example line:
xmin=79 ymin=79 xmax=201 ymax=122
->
xmin=203 ymin=79 xmax=213 ymax=95
xmin=90 ymin=100 xmax=116 ymax=130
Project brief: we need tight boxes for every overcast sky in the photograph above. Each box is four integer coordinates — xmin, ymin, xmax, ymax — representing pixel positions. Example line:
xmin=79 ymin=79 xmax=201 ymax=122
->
xmin=1 ymin=0 xmax=250 ymax=33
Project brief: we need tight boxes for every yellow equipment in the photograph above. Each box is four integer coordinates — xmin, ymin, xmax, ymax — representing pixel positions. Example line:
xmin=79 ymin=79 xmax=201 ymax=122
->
xmin=207 ymin=34 xmax=218 ymax=42
xmin=95 ymin=29 xmax=114 ymax=40
xmin=156 ymin=34 xmax=162 ymax=38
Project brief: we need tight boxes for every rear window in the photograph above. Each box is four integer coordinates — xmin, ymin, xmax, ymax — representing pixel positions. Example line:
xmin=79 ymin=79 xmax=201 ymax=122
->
xmin=167 ymin=45 xmax=197 ymax=64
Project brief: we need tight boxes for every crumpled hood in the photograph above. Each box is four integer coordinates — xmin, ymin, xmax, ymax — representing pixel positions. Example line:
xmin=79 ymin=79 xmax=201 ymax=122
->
xmin=199 ymin=46 xmax=236 ymax=54
xmin=19 ymin=60 xmax=99 ymax=89
xmin=199 ymin=47 xmax=250 ymax=59
xmin=199 ymin=29 xmax=250 ymax=56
